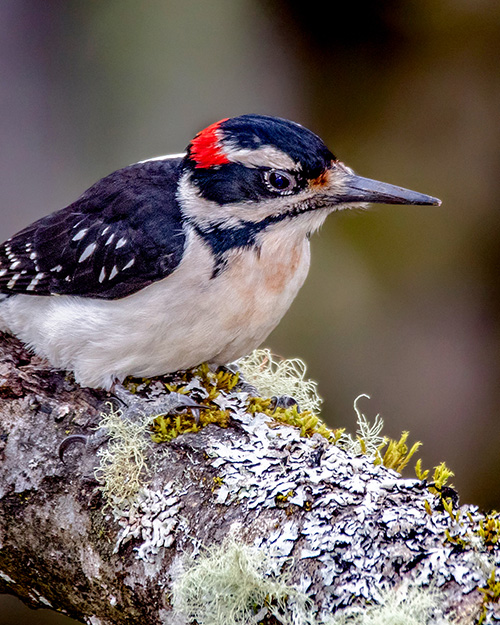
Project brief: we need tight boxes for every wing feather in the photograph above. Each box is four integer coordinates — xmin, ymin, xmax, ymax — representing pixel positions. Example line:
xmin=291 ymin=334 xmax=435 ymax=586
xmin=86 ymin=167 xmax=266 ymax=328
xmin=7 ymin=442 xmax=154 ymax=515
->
xmin=0 ymin=158 xmax=186 ymax=299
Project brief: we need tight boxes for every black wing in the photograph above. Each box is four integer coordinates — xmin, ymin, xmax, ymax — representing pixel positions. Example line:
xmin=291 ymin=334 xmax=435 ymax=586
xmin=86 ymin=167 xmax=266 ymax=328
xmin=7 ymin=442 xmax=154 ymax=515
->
xmin=0 ymin=158 xmax=187 ymax=299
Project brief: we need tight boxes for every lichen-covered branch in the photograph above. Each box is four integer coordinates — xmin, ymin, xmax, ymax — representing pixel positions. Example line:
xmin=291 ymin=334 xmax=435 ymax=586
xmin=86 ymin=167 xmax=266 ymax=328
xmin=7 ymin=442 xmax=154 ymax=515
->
xmin=0 ymin=334 xmax=498 ymax=624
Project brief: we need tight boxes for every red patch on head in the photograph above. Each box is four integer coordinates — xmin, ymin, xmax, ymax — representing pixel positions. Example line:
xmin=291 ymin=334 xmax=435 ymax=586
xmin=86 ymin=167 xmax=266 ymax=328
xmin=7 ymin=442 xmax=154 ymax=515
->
xmin=189 ymin=119 xmax=230 ymax=169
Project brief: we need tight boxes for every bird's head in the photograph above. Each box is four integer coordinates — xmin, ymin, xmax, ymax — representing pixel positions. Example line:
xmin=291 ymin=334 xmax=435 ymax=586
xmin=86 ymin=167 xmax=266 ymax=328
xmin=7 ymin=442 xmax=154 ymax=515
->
xmin=178 ymin=114 xmax=440 ymax=242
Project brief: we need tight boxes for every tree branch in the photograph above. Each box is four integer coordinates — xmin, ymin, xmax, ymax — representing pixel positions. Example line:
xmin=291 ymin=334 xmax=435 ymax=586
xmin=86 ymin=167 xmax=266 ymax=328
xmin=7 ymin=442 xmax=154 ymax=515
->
xmin=0 ymin=333 xmax=497 ymax=624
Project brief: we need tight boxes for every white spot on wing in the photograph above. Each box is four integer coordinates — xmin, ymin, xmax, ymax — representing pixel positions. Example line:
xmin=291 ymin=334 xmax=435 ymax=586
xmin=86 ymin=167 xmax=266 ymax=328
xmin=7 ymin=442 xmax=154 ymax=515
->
xmin=122 ymin=258 xmax=135 ymax=270
xmin=10 ymin=260 xmax=20 ymax=269
xmin=99 ymin=267 xmax=106 ymax=283
xmin=109 ymin=265 xmax=118 ymax=280
xmin=50 ymin=265 xmax=63 ymax=273
xmin=30 ymin=252 xmax=37 ymax=260
xmin=116 ymin=237 xmax=127 ymax=249
xmin=72 ymin=228 xmax=88 ymax=242
xmin=27 ymin=272 xmax=45 ymax=291
xmin=7 ymin=274 xmax=20 ymax=289
xmin=79 ymin=243 xmax=96 ymax=263
xmin=0 ymin=269 xmax=7 ymax=277
xmin=105 ymin=233 xmax=115 ymax=245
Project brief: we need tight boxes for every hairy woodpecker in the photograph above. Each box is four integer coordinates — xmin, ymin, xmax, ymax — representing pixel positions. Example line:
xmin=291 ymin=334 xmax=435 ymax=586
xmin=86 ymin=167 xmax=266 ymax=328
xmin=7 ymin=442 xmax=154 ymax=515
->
xmin=0 ymin=115 xmax=440 ymax=390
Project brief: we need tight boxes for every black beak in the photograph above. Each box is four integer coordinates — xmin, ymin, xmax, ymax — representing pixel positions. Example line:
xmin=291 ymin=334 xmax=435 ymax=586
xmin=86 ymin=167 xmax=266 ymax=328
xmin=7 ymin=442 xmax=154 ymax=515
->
xmin=342 ymin=174 xmax=441 ymax=206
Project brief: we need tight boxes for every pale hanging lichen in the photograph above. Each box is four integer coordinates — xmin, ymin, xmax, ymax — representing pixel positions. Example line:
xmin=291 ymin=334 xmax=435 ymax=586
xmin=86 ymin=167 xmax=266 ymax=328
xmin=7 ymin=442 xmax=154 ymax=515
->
xmin=327 ymin=582 xmax=452 ymax=625
xmin=337 ymin=394 xmax=385 ymax=457
xmin=172 ymin=539 xmax=315 ymax=625
xmin=94 ymin=402 xmax=152 ymax=506
xmin=237 ymin=348 xmax=323 ymax=414
xmin=337 ymin=395 xmax=421 ymax=472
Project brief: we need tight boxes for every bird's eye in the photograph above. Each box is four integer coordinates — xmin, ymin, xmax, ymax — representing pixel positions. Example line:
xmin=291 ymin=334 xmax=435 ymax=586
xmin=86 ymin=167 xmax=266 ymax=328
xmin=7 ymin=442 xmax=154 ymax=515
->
xmin=264 ymin=170 xmax=296 ymax=195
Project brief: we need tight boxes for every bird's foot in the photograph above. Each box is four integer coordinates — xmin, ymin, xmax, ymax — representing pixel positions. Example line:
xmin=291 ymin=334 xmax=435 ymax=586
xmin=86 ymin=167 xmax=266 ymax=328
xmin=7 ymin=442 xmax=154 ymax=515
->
xmin=220 ymin=362 xmax=259 ymax=396
xmin=142 ymin=392 xmax=208 ymax=425
xmin=110 ymin=380 xmax=208 ymax=424
xmin=270 ymin=394 xmax=301 ymax=413
xmin=59 ymin=381 xmax=208 ymax=462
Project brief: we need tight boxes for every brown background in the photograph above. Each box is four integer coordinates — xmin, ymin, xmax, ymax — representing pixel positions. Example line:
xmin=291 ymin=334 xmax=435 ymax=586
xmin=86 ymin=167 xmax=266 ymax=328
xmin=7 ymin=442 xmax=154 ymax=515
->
xmin=0 ymin=1 xmax=499 ymax=622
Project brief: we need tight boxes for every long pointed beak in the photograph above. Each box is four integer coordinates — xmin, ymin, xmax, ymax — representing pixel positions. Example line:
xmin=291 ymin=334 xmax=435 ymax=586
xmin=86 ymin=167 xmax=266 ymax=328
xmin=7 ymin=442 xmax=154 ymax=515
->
xmin=341 ymin=173 xmax=441 ymax=206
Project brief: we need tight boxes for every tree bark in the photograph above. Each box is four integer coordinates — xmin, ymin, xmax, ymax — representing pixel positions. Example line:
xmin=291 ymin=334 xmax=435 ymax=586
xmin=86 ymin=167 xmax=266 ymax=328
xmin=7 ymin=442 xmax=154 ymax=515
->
xmin=0 ymin=333 xmax=497 ymax=624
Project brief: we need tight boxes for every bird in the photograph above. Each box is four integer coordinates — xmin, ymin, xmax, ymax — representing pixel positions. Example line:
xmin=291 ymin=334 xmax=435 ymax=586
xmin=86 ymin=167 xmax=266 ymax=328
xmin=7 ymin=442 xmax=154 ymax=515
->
xmin=0 ymin=114 xmax=440 ymax=391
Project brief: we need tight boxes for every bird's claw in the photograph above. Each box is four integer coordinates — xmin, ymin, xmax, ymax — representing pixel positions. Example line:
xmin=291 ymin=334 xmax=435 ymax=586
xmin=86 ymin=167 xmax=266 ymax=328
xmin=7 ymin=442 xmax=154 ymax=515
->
xmin=58 ymin=434 xmax=89 ymax=461
xmin=270 ymin=395 xmax=300 ymax=412
xmin=111 ymin=382 xmax=209 ymax=424
xmin=58 ymin=428 xmax=110 ymax=462
xmin=172 ymin=396 xmax=208 ymax=424
xmin=59 ymin=387 xmax=210 ymax=463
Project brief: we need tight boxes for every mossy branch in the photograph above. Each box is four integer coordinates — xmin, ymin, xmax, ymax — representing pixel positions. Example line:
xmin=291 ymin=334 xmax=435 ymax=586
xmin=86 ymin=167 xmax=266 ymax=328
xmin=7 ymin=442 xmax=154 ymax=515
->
xmin=0 ymin=335 xmax=497 ymax=624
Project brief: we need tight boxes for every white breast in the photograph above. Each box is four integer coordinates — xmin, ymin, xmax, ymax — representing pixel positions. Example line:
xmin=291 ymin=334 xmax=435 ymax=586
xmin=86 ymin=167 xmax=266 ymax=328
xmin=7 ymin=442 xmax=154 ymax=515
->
xmin=0 ymin=226 xmax=311 ymax=390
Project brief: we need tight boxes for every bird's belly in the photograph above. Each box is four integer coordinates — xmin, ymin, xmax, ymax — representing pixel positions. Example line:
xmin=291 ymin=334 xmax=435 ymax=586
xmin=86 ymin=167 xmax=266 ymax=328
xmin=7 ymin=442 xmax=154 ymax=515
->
xmin=0 ymin=232 xmax=310 ymax=389
xmin=206 ymin=237 xmax=311 ymax=363
xmin=125 ymin=231 xmax=311 ymax=376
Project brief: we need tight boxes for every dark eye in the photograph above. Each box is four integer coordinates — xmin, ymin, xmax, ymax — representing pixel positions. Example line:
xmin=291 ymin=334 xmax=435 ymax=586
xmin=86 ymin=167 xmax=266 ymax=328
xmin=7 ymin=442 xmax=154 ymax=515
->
xmin=264 ymin=170 xmax=296 ymax=195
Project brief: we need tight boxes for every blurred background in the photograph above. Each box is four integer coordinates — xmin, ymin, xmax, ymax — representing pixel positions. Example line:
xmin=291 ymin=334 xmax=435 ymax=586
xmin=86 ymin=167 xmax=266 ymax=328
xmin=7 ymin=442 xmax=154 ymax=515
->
xmin=0 ymin=0 xmax=499 ymax=621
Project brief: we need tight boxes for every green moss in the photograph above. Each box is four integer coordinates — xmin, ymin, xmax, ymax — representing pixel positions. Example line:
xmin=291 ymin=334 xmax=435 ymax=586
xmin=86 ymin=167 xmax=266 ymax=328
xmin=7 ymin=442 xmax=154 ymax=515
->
xmin=275 ymin=490 xmax=296 ymax=506
xmin=246 ymin=397 xmax=340 ymax=442
xmin=445 ymin=508 xmax=500 ymax=553
xmin=167 ymin=362 xmax=240 ymax=397
xmin=126 ymin=362 xmax=240 ymax=400
xmin=415 ymin=459 xmax=455 ymax=509
xmin=477 ymin=512 xmax=500 ymax=547
xmin=212 ymin=476 xmax=225 ymax=489
xmin=478 ymin=569 xmax=500 ymax=625
xmin=129 ymin=360 xmax=426 ymax=488
xmin=143 ymin=363 xmax=237 ymax=442
xmin=374 ymin=431 xmax=421 ymax=473
xmin=150 ymin=406 xmax=230 ymax=443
